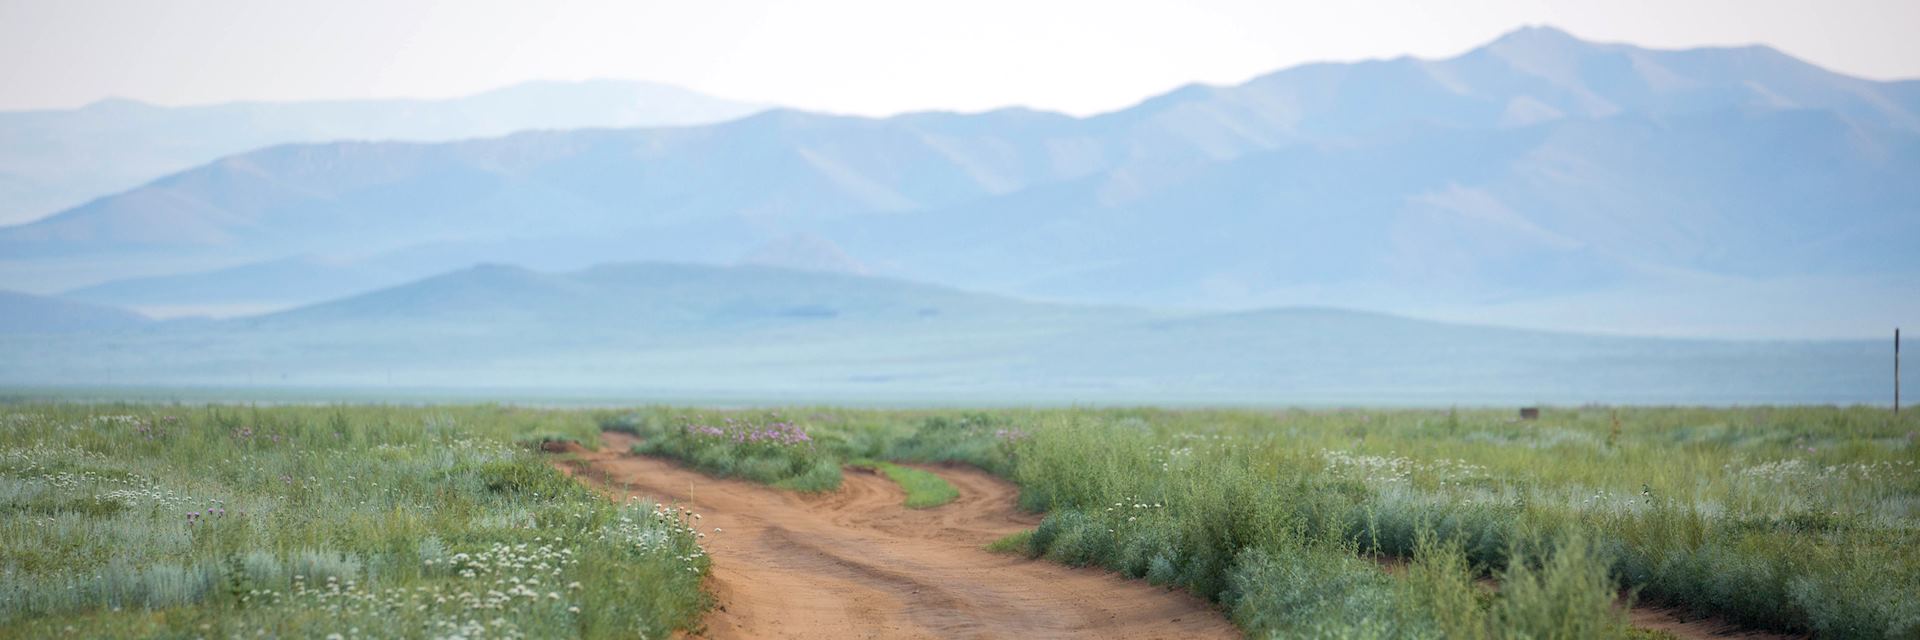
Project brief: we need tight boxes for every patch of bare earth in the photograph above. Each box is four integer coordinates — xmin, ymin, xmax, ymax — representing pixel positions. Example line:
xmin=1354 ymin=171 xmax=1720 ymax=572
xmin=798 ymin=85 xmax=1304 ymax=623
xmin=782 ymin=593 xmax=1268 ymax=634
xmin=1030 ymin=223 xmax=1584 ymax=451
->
xmin=1626 ymin=606 xmax=1804 ymax=640
xmin=554 ymin=432 xmax=1235 ymax=639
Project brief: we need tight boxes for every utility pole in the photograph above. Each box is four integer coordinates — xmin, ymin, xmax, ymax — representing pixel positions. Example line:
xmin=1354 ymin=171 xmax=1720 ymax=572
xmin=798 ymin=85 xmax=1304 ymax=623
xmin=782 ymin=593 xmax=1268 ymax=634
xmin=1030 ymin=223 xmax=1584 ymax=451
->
xmin=1897 ymin=328 xmax=1902 ymax=415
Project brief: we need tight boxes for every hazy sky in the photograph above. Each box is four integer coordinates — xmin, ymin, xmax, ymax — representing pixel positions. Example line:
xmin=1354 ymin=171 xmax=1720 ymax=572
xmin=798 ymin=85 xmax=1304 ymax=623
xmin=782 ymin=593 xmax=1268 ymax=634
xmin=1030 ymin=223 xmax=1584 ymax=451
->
xmin=2 ymin=0 xmax=1917 ymax=116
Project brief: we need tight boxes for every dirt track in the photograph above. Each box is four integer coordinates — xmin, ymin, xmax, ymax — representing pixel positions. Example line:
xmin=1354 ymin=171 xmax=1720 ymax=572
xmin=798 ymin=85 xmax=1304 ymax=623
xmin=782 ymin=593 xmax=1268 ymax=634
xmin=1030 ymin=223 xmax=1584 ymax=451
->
xmin=1626 ymin=606 xmax=1801 ymax=640
xmin=558 ymin=432 xmax=1236 ymax=639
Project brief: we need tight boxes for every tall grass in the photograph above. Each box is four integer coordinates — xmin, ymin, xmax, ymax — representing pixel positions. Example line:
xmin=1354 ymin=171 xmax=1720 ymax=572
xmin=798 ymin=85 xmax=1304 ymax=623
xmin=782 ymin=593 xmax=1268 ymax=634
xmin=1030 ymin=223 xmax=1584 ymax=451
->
xmin=0 ymin=404 xmax=708 ymax=638
xmin=1004 ymin=407 xmax=1919 ymax=639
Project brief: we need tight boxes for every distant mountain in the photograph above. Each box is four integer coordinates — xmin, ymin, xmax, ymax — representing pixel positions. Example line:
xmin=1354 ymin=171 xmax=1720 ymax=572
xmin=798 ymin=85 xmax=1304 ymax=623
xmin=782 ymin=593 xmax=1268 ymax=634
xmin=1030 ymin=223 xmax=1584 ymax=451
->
xmin=0 ymin=290 xmax=148 ymax=333
xmin=1131 ymin=25 xmax=1920 ymax=138
xmin=0 ymin=107 xmax=1109 ymax=283
xmin=60 ymin=255 xmax=406 ymax=317
xmin=0 ymin=79 xmax=766 ymax=225
xmin=4 ymin=27 xmax=1915 ymax=337
xmin=257 ymin=261 xmax=1065 ymax=330
xmin=0 ymin=262 xmax=1881 ymax=405
xmin=836 ymin=107 xmax=1920 ymax=307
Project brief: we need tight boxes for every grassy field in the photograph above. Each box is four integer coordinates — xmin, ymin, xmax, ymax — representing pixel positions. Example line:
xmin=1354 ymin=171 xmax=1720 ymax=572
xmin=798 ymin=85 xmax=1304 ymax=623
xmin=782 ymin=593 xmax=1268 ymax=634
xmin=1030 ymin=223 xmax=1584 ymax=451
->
xmin=604 ymin=405 xmax=1918 ymax=639
xmin=4 ymin=402 xmax=1913 ymax=638
xmin=0 ymin=404 xmax=708 ymax=639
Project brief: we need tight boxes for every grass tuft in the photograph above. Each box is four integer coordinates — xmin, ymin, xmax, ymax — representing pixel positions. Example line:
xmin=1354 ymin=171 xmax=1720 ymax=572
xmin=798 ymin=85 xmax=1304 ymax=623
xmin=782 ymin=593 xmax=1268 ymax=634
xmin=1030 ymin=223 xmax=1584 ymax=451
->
xmin=872 ymin=462 xmax=959 ymax=509
xmin=985 ymin=530 xmax=1033 ymax=555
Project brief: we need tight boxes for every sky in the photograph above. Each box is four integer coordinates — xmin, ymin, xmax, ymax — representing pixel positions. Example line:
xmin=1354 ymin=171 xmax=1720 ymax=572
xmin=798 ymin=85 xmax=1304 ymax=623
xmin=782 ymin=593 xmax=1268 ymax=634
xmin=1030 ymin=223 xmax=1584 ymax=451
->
xmin=2 ymin=0 xmax=1917 ymax=117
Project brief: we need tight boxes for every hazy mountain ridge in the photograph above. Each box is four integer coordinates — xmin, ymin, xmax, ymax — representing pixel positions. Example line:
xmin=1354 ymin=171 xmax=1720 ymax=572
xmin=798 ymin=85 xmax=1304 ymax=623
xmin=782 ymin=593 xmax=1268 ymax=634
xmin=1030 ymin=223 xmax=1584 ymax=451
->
xmin=5 ymin=26 xmax=1916 ymax=337
xmin=254 ymin=261 xmax=1070 ymax=330
xmin=61 ymin=255 xmax=399 ymax=309
xmin=0 ymin=290 xmax=150 ymax=333
xmin=835 ymin=107 xmax=1920 ymax=305
xmin=0 ymin=262 xmax=1883 ymax=405
xmin=0 ymin=79 xmax=767 ymax=226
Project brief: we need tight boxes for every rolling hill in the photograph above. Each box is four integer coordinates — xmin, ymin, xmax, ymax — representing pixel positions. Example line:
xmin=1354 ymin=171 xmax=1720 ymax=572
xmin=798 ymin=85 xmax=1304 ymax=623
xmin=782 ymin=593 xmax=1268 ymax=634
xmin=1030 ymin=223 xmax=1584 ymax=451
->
xmin=0 ymin=290 xmax=149 ymax=333
xmin=0 ymin=262 xmax=1885 ymax=405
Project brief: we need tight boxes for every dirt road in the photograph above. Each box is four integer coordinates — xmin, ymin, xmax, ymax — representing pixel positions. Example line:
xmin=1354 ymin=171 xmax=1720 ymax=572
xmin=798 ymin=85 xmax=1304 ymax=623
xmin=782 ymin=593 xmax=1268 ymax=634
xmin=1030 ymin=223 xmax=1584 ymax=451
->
xmin=558 ymin=432 xmax=1236 ymax=639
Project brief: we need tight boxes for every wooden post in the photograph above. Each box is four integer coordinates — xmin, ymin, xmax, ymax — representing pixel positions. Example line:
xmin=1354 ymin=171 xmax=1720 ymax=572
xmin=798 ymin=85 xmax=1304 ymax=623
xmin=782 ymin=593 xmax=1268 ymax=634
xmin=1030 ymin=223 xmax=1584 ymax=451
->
xmin=1897 ymin=328 xmax=1901 ymax=415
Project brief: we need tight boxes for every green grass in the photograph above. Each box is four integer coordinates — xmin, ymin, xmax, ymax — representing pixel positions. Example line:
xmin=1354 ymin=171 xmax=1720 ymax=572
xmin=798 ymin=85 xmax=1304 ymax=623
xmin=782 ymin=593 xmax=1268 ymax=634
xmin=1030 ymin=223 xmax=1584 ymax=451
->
xmin=1006 ymin=407 xmax=1920 ymax=639
xmin=601 ymin=404 xmax=1920 ymax=639
xmin=0 ymin=404 xmax=709 ymax=638
xmin=985 ymin=530 xmax=1032 ymax=554
xmin=866 ymin=461 xmax=959 ymax=509
xmin=14 ymin=403 xmax=1910 ymax=638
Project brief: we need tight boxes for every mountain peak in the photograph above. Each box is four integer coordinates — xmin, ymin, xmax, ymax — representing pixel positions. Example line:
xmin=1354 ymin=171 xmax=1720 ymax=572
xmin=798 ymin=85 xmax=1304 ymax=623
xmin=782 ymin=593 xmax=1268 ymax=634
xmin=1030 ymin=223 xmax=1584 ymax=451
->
xmin=1480 ymin=24 xmax=1599 ymax=57
xmin=78 ymin=97 xmax=157 ymax=112
xmin=1494 ymin=24 xmax=1579 ymax=42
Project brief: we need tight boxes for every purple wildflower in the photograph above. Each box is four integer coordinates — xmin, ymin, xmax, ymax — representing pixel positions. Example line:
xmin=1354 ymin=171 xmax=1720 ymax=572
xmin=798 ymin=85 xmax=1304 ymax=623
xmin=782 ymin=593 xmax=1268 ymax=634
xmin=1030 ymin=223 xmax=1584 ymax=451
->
xmin=686 ymin=417 xmax=812 ymax=447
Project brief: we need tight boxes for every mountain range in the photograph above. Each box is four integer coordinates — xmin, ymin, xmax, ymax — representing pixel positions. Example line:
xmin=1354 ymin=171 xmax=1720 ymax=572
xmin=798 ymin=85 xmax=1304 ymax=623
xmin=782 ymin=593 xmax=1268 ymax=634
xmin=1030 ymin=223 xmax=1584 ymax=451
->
xmin=0 ymin=262 xmax=1884 ymax=405
xmin=2 ymin=26 xmax=1916 ymax=339
xmin=0 ymin=79 xmax=766 ymax=225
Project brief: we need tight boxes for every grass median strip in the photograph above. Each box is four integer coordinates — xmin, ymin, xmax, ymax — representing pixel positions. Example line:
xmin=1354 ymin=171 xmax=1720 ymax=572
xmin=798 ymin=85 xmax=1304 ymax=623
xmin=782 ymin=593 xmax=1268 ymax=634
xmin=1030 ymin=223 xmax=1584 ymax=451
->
xmin=853 ymin=460 xmax=960 ymax=509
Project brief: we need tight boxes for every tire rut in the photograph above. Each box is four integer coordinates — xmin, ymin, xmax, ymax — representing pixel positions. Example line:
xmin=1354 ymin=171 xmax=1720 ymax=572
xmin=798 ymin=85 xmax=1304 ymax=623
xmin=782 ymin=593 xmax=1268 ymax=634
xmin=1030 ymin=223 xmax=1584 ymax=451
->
xmin=556 ymin=432 xmax=1236 ymax=639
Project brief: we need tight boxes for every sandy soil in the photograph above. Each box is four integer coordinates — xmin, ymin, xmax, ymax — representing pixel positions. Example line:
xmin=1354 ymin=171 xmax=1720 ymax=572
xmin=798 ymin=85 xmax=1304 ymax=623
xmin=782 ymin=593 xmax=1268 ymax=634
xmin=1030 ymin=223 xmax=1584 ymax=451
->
xmin=557 ymin=432 xmax=1236 ymax=639
xmin=1626 ymin=606 xmax=1804 ymax=640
